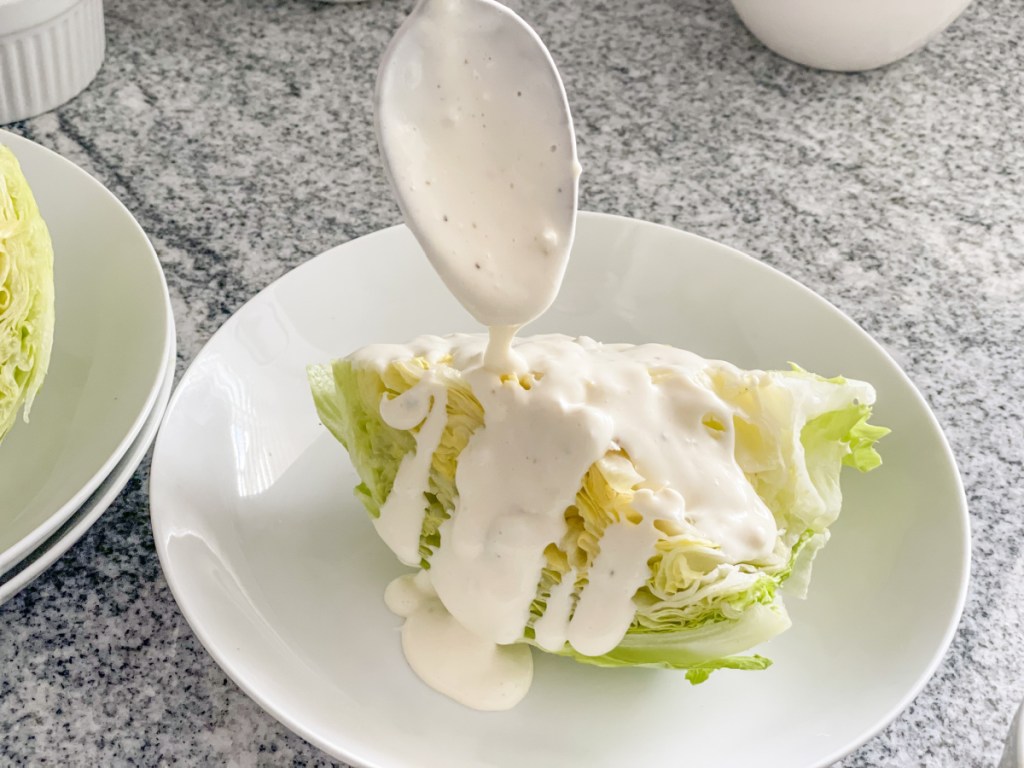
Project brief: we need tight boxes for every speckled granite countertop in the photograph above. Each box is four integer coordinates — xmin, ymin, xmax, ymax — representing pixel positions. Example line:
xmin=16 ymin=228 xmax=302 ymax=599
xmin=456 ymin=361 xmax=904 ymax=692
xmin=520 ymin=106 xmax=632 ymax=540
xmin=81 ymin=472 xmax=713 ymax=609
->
xmin=2 ymin=0 xmax=1022 ymax=764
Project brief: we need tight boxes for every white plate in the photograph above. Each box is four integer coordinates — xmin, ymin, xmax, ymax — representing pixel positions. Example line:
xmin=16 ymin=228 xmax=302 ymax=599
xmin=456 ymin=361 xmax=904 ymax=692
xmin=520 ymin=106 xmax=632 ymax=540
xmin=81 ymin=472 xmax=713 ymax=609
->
xmin=0 ymin=335 xmax=175 ymax=605
xmin=150 ymin=213 xmax=969 ymax=768
xmin=0 ymin=130 xmax=173 ymax=573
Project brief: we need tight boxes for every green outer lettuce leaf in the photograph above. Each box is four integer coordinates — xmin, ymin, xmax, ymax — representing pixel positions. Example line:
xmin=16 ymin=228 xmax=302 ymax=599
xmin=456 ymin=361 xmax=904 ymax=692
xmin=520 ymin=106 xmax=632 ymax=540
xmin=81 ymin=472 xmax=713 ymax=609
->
xmin=555 ymin=602 xmax=789 ymax=680
xmin=684 ymin=656 xmax=773 ymax=685
xmin=0 ymin=145 xmax=55 ymax=444
xmin=308 ymin=361 xmax=415 ymax=519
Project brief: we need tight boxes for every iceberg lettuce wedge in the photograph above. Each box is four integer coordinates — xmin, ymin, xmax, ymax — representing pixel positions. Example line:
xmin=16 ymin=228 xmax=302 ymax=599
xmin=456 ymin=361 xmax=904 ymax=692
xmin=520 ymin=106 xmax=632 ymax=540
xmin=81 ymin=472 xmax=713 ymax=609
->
xmin=309 ymin=342 xmax=887 ymax=682
xmin=0 ymin=145 xmax=55 ymax=444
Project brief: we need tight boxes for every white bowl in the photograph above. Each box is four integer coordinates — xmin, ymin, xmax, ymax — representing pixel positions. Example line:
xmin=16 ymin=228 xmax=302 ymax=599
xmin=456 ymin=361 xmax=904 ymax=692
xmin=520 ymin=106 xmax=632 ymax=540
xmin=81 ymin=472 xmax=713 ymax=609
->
xmin=151 ymin=213 xmax=969 ymax=768
xmin=0 ymin=130 xmax=173 ymax=574
xmin=0 ymin=0 xmax=105 ymax=124
xmin=729 ymin=0 xmax=972 ymax=72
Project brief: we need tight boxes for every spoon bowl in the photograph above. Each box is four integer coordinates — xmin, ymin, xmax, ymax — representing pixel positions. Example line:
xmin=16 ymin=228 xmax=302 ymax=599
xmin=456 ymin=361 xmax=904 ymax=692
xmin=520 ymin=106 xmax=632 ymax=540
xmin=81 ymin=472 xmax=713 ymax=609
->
xmin=375 ymin=0 xmax=580 ymax=329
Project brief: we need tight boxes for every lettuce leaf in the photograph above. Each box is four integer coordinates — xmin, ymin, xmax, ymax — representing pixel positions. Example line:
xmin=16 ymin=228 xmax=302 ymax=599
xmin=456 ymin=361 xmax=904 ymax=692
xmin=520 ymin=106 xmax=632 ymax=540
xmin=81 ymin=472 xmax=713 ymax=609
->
xmin=0 ymin=145 xmax=55 ymax=444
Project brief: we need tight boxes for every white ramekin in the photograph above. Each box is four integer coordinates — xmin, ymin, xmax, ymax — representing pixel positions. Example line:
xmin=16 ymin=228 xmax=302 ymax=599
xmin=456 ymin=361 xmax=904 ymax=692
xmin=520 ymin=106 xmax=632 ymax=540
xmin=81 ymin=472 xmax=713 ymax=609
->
xmin=0 ymin=0 xmax=105 ymax=124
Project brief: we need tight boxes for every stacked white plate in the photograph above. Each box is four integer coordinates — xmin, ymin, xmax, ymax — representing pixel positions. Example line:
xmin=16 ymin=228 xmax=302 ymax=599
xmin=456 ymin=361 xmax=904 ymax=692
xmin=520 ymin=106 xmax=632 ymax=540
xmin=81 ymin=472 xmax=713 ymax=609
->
xmin=0 ymin=130 xmax=174 ymax=605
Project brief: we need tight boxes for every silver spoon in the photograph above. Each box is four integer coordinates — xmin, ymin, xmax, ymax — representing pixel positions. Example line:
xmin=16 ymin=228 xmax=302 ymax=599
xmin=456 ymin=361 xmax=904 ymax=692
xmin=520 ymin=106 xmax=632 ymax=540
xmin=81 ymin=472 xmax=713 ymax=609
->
xmin=375 ymin=0 xmax=580 ymax=333
xmin=1000 ymin=698 xmax=1024 ymax=768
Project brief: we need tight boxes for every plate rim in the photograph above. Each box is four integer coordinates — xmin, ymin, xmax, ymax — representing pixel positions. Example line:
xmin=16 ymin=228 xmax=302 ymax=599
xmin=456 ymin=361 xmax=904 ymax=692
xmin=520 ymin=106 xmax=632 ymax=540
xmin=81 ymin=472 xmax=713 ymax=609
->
xmin=0 ymin=318 xmax=176 ymax=605
xmin=0 ymin=129 xmax=175 ymax=572
xmin=150 ymin=211 xmax=971 ymax=768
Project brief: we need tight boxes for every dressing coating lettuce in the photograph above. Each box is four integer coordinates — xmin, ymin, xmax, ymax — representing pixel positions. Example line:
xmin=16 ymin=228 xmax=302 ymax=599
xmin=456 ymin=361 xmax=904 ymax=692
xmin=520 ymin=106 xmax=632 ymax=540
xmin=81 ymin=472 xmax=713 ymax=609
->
xmin=0 ymin=145 xmax=55 ymax=444
xmin=309 ymin=350 xmax=887 ymax=683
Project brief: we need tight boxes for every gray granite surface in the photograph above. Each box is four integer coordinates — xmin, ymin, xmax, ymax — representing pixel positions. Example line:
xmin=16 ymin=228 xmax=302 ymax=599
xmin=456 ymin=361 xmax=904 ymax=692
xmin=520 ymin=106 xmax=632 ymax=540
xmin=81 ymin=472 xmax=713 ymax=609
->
xmin=2 ymin=0 xmax=1022 ymax=765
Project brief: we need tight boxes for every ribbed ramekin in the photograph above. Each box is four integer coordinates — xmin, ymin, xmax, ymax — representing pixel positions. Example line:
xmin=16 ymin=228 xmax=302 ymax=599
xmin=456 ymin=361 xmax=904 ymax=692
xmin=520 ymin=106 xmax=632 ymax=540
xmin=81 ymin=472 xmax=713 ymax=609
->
xmin=0 ymin=0 xmax=105 ymax=124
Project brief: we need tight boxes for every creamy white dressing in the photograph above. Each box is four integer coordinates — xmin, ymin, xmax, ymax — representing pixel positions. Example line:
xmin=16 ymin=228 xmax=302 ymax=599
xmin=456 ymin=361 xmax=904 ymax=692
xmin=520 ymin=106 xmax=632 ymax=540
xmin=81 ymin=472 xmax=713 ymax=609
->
xmin=369 ymin=0 xmax=770 ymax=712
xmin=374 ymin=374 xmax=449 ymax=565
xmin=531 ymin=572 xmax=576 ymax=652
xmin=566 ymin=507 xmax=663 ymax=657
xmin=483 ymin=324 xmax=525 ymax=373
xmin=376 ymin=0 xmax=580 ymax=329
xmin=385 ymin=571 xmax=533 ymax=710
xmin=356 ymin=334 xmax=780 ymax=709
